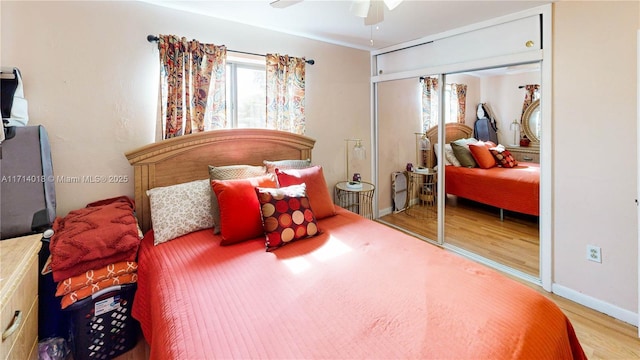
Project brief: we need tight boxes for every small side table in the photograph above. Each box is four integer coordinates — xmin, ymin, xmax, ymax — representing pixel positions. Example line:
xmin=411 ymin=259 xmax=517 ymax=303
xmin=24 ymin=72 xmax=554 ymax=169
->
xmin=406 ymin=169 xmax=437 ymax=217
xmin=334 ymin=181 xmax=375 ymax=220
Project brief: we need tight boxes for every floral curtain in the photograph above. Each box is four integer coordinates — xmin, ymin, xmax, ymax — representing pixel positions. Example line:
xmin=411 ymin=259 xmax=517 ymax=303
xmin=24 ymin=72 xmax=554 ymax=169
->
xmin=520 ymin=84 xmax=540 ymax=138
xmin=520 ymin=84 xmax=540 ymax=119
xmin=453 ymin=84 xmax=467 ymax=124
xmin=420 ymin=77 xmax=439 ymax=132
xmin=266 ymin=54 xmax=306 ymax=134
xmin=157 ymin=34 xmax=226 ymax=139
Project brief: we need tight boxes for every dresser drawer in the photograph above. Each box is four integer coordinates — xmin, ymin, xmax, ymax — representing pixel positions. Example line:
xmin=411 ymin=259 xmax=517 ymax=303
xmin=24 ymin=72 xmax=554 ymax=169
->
xmin=0 ymin=235 xmax=40 ymax=360
xmin=505 ymin=146 xmax=540 ymax=164
xmin=5 ymin=297 xmax=38 ymax=360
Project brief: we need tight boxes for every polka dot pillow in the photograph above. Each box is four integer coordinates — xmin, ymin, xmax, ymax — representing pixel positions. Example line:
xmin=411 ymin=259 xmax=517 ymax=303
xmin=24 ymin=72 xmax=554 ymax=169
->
xmin=489 ymin=146 xmax=519 ymax=168
xmin=255 ymin=183 xmax=319 ymax=251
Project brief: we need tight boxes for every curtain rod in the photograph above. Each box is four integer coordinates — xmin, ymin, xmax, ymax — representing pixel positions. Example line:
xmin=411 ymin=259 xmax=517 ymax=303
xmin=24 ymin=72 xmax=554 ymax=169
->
xmin=146 ymin=35 xmax=315 ymax=65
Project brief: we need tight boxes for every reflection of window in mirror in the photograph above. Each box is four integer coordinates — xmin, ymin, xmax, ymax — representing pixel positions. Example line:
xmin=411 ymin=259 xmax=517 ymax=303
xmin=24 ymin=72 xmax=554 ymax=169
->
xmin=444 ymin=83 xmax=467 ymax=124
xmin=443 ymin=73 xmax=475 ymax=126
xmin=420 ymin=76 xmax=439 ymax=130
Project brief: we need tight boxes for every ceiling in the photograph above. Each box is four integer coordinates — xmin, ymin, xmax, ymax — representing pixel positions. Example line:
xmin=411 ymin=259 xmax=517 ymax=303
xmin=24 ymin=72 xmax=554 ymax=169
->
xmin=142 ymin=0 xmax=551 ymax=51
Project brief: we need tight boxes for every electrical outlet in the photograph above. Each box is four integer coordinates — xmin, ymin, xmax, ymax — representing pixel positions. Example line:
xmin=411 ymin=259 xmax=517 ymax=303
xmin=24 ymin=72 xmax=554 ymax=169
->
xmin=586 ymin=245 xmax=602 ymax=263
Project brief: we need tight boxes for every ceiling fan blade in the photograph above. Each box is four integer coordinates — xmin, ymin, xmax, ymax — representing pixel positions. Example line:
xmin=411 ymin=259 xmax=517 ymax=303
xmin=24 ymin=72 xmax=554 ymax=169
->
xmin=364 ymin=0 xmax=384 ymax=25
xmin=350 ymin=0 xmax=370 ymax=18
xmin=269 ymin=0 xmax=303 ymax=9
xmin=350 ymin=0 xmax=398 ymax=25
xmin=383 ymin=0 xmax=402 ymax=11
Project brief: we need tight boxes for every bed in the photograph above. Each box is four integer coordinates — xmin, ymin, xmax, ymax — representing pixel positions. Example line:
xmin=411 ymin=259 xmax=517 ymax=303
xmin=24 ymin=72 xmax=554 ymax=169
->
xmin=125 ymin=128 xmax=583 ymax=360
xmin=426 ymin=123 xmax=540 ymax=216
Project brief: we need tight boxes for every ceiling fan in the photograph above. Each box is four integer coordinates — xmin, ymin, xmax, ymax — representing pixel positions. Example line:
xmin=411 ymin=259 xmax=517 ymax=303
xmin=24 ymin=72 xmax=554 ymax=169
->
xmin=270 ymin=0 xmax=404 ymax=26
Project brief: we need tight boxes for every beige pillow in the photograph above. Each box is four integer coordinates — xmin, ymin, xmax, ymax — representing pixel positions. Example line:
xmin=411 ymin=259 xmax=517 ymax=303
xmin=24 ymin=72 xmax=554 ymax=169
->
xmin=208 ymin=165 xmax=267 ymax=234
xmin=263 ymin=159 xmax=311 ymax=173
xmin=434 ymin=143 xmax=450 ymax=166
xmin=443 ymin=144 xmax=460 ymax=166
xmin=147 ymin=179 xmax=214 ymax=245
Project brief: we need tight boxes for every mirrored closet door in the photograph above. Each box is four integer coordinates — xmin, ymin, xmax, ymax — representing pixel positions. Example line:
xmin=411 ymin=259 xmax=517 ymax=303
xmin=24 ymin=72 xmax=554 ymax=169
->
xmin=377 ymin=75 xmax=442 ymax=245
xmin=441 ymin=63 xmax=541 ymax=279
xmin=377 ymin=63 xmax=541 ymax=279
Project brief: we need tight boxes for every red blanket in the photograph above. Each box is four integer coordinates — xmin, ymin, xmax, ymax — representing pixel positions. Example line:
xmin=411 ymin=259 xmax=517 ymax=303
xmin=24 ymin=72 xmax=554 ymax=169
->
xmin=50 ymin=197 xmax=140 ymax=282
xmin=445 ymin=162 xmax=540 ymax=216
xmin=133 ymin=208 xmax=586 ymax=360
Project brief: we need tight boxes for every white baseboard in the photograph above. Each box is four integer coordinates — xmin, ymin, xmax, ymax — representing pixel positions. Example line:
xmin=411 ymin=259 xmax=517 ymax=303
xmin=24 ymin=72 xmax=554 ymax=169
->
xmin=378 ymin=199 xmax=420 ymax=218
xmin=552 ymin=283 xmax=639 ymax=327
xmin=378 ymin=206 xmax=393 ymax=217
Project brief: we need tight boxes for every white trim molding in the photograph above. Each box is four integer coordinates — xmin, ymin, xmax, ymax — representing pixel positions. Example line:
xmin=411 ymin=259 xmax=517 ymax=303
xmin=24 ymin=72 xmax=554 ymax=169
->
xmin=553 ymin=283 xmax=639 ymax=327
xmin=636 ymin=28 xmax=640 ymax=338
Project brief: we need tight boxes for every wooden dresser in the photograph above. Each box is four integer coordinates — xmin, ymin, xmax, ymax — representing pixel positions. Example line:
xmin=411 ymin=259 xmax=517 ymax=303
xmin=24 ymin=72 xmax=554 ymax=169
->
xmin=505 ymin=145 xmax=540 ymax=164
xmin=1 ymin=234 xmax=41 ymax=360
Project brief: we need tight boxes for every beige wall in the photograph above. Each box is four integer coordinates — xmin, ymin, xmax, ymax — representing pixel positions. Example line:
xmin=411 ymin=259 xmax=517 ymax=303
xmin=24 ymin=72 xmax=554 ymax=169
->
xmin=553 ymin=1 xmax=638 ymax=313
xmin=377 ymin=78 xmax=421 ymax=211
xmin=0 ymin=1 xmax=371 ymax=216
xmin=481 ymin=70 xmax=541 ymax=145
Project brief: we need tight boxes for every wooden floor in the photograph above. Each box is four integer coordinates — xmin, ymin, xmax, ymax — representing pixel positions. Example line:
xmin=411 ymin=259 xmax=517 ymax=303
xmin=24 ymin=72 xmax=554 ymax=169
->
xmin=380 ymin=196 xmax=540 ymax=276
xmin=114 ymin=199 xmax=639 ymax=359
xmin=512 ymin=273 xmax=640 ymax=359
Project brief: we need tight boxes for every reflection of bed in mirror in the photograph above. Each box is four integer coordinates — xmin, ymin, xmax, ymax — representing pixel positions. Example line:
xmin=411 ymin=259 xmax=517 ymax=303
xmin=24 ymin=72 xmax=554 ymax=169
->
xmin=426 ymin=123 xmax=540 ymax=217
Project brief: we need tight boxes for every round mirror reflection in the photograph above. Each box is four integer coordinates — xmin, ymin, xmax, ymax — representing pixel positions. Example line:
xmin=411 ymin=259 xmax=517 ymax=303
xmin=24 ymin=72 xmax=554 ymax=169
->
xmin=522 ymin=99 xmax=541 ymax=143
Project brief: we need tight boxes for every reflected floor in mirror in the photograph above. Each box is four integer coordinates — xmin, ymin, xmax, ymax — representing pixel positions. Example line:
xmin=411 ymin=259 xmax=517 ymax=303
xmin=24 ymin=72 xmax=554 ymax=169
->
xmin=378 ymin=195 xmax=540 ymax=277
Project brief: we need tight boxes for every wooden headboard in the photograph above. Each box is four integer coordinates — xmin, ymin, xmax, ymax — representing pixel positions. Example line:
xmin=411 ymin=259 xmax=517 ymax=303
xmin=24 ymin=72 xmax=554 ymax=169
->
xmin=125 ymin=129 xmax=316 ymax=233
xmin=425 ymin=123 xmax=474 ymax=167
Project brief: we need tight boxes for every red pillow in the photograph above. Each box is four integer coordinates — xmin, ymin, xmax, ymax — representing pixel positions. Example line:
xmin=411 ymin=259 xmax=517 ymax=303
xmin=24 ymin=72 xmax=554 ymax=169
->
xmin=469 ymin=142 xmax=497 ymax=169
xmin=256 ymin=184 xmax=319 ymax=251
xmin=211 ymin=174 xmax=277 ymax=245
xmin=276 ymin=166 xmax=336 ymax=219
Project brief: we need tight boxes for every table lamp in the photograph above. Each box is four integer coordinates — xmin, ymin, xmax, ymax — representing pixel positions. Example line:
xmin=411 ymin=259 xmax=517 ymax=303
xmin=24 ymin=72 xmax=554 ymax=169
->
xmin=510 ymin=119 xmax=521 ymax=146
xmin=415 ymin=132 xmax=431 ymax=170
xmin=345 ymin=138 xmax=366 ymax=185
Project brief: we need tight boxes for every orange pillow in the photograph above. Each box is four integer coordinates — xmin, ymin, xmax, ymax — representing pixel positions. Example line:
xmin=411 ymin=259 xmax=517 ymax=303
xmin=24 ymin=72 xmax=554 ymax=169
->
xmin=469 ymin=142 xmax=497 ymax=169
xmin=275 ymin=166 xmax=336 ymax=219
xmin=211 ymin=174 xmax=277 ymax=245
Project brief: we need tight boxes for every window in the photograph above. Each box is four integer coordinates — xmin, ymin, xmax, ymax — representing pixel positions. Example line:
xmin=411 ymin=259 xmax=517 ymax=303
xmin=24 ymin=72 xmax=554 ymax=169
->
xmin=443 ymin=85 xmax=457 ymax=124
xmin=225 ymin=59 xmax=266 ymax=129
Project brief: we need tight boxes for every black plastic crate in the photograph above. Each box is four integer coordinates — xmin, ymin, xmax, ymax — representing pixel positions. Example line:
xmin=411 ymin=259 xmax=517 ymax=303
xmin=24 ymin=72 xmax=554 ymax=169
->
xmin=64 ymin=284 xmax=139 ymax=359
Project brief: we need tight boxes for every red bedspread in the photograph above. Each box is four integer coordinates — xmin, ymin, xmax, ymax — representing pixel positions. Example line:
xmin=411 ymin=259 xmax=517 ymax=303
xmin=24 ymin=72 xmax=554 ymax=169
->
xmin=445 ymin=162 xmax=540 ymax=216
xmin=133 ymin=208 xmax=584 ymax=359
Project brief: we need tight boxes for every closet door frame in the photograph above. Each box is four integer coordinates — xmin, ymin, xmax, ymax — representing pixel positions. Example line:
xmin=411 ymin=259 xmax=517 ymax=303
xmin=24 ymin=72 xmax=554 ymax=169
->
xmin=371 ymin=5 xmax=552 ymax=291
